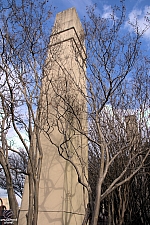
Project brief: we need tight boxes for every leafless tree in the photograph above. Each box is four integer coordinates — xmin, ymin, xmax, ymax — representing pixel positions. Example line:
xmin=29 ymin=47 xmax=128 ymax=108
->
xmin=82 ymin=3 xmax=150 ymax=224
xmin=125 ymin=151 xmax=150 ymax=225
xmin=0 ymin=1 xmax=149 ymax=225
xmin=0 ymin=149 xmax=28 ymax=198
xmin=0 ymin=90 xmax=19 ymax=219
xmin=0 ymin=0 xmax=53 ymax=224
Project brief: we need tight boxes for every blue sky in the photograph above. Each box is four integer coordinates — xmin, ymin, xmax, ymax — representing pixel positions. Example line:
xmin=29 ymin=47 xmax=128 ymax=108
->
xmin=0 ymin=0 xmax=149 ymax=201
xmin=0 ymin=188 xmax=7 ymax=197
xmin=51 ymin=0 xmax=150 ymax=47
xmin=52 ymin=0 xmax=149 ymax=13
xmin=51 ymin=0 xmax=150 ymax=21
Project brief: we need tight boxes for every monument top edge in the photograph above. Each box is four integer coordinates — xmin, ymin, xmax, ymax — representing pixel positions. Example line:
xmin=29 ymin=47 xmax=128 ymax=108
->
xmin=57 ymin=7 xmax=77 ymax=15
xmin=54 ymin=7 xmax=83 ymax=32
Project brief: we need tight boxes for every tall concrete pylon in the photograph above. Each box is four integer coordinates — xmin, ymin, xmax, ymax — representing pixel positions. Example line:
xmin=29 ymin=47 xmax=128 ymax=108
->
xmin=18 ymin=8 xmax=88 ymax=225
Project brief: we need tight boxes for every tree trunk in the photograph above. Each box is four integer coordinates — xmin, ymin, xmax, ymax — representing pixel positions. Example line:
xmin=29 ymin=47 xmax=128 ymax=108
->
xmin=91 ymin=143 xmax=105 ymax=225
xmin=0 ymin=151 xmax=19 ymax=221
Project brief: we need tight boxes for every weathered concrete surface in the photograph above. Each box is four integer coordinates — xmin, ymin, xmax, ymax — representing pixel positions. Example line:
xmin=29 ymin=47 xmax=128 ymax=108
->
xmin=18 ymin=8 xmax=88 ymax=225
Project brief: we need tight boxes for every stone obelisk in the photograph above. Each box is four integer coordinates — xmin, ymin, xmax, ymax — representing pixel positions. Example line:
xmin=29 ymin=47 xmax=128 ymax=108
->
xmin=18 ymin=8 xmax=88 ymax=225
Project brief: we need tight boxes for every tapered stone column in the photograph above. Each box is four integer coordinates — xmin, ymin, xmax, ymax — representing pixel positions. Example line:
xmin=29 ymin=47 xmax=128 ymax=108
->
xmin=18 ymin=8 xmax=88 ymax=225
